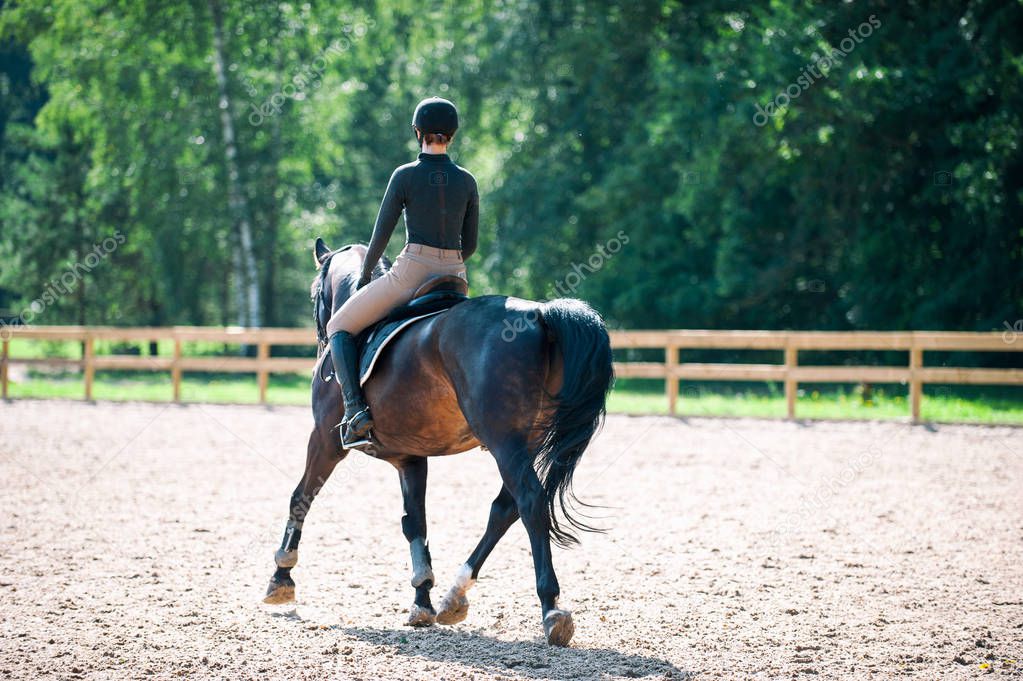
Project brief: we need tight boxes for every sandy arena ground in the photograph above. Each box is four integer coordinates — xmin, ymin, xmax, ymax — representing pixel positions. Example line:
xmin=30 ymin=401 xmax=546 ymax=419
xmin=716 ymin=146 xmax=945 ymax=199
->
xmin=0 ymin=400 xmax=1021 ymax=680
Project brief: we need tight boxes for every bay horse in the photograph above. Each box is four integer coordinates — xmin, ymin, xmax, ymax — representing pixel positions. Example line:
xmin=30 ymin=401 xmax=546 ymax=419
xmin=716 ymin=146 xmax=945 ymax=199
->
xmin=263 ymin=239 xmax=614 ymax=646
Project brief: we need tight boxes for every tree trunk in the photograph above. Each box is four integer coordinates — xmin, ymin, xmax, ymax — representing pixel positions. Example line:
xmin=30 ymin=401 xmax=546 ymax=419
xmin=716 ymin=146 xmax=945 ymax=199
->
xmin=262 ymin=7 xmax=284 ymax=327
xmin=209 ymin=0 xmax=261 ymax=330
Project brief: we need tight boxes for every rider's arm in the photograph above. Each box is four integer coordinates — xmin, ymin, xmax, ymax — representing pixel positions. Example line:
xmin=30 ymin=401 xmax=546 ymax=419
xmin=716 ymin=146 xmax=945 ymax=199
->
xmin=461 ymin=177 xmax=479 ymax=260
xmin=362 ymin=169 xmax=405 ymax=282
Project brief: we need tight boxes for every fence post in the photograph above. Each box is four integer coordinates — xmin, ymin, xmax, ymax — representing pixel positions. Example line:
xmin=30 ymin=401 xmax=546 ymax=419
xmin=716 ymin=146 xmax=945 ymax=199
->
xmin=909 ymin=339 xmax=922 ymax=423
xmin=172 ymin=338 xmax=182 ymax=403
xmin=257 ymin=341 xmax=269 ymax=404
xmin=83 ymin=334 xmax=95 ymax=400
xmin=1 ymin=339 xmax=8 ymax=399
xmin=665 ymin=344 xmax=679 ymax=415
xmin=784 ymin=341 xmax=797 ymax=419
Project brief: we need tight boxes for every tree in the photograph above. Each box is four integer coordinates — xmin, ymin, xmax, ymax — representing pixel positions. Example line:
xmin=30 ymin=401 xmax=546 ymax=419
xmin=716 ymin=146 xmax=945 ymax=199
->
xmin=1 ymin=0 xmax=1020 ymax=335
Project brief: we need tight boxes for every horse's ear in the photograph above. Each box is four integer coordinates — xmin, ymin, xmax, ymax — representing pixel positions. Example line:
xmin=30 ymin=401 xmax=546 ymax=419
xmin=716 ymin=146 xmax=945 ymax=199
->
xmin=314 ymin=237 xmax=331 ymax=266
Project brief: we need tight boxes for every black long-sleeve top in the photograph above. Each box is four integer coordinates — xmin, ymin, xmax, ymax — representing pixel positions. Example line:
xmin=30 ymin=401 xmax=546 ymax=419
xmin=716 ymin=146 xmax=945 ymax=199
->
xmin=361 ymin=152 xmax=479 ymax=279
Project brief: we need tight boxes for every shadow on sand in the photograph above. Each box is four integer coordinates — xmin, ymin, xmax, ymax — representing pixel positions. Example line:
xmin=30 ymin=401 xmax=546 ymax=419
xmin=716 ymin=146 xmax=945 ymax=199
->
xmin=340 ymin=625 xmax=693 ymax=680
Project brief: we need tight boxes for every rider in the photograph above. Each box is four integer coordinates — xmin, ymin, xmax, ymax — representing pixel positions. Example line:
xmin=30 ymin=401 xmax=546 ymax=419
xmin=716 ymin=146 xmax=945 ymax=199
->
xmin=325 ymin=97 xmax=479 ymax=447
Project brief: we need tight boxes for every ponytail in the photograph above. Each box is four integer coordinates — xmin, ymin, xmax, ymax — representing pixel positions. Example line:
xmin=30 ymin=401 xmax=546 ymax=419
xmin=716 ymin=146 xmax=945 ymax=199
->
xmin=422 ymin=132 xmax=450 ymax=146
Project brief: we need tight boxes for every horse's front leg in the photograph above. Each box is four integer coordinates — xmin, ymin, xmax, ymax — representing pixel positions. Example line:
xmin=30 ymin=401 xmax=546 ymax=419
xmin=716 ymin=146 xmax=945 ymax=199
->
xmin=395 ymin=456 xmax=436 ymax=626
xmin=264 ymin=427 xmax=343 ymax=604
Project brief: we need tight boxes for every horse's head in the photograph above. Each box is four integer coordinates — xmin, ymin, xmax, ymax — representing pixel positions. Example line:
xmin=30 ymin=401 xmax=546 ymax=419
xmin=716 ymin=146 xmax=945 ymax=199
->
xmin=310 ymin=237 xmax=389 ymax=345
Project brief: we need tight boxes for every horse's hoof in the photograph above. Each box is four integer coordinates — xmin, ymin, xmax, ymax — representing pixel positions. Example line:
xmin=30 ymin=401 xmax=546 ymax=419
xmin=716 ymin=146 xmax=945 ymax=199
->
xmin=436 ymin=590 xmax=469 ymax=625
xmin=405 ymin=604 xmax=436 ymax=627
xmin=543 ymin=609 xmax=575 ymax=647
xmin=263 ymin=581 xmax=296 ymax=605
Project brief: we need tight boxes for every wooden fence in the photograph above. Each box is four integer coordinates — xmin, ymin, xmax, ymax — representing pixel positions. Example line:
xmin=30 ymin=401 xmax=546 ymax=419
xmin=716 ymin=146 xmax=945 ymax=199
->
xmin=1 ymin=326 xmax=1021 ymax=421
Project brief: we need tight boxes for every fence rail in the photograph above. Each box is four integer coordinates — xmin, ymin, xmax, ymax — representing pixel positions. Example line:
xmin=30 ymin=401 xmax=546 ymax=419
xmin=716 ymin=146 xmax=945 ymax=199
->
xmin=1 ymin=326 xmax=1020 ymax=421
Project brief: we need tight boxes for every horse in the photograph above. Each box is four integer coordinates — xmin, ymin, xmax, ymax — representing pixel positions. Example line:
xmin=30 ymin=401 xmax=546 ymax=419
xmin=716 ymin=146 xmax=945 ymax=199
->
xmin=263 ymin=238 xmax=614 ymax=646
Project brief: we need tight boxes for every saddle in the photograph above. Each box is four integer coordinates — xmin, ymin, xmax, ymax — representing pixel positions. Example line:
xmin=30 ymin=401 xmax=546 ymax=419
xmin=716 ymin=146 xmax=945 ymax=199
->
xmin=355 ymin=275 xmax=468 ymax=385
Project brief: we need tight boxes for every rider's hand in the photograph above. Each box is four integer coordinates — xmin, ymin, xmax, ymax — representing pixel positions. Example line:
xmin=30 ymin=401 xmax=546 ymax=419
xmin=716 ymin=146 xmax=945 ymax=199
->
xmin=356 ymin=274 xmax=372 ymax=290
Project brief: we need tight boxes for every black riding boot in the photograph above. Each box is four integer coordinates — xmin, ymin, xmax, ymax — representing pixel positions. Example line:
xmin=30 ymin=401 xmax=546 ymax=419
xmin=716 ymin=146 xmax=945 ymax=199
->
xmin=328 ymin=331 xmax=374 ymax=447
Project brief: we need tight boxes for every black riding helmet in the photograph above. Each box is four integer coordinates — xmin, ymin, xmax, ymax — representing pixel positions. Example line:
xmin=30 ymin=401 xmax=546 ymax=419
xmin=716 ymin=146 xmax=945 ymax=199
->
xmin=412 ymin=97 xmax=458 ymax=139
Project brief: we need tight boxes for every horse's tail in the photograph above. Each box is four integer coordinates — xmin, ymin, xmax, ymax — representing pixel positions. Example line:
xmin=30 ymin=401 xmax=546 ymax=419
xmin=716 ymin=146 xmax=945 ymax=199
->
xmin=535 ymin=298 xmax=615 ymax=547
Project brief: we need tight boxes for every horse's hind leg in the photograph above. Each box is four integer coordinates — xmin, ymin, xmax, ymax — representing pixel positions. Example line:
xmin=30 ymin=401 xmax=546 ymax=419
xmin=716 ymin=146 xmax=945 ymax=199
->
xmin=436 ymin=485 xmax=518 ymax=625
xmin=264 ymin=428 xmax=343 ymax=604
xmin=395 ymin=456 xmax=436 ymax=626
xmin=494 ymin=442 xmax=575 ymax=646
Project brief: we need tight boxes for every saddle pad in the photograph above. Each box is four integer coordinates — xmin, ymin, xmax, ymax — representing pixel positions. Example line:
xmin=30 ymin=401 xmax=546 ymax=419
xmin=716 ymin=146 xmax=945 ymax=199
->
xmin=358 ymin=309 xmax=447 ymax=386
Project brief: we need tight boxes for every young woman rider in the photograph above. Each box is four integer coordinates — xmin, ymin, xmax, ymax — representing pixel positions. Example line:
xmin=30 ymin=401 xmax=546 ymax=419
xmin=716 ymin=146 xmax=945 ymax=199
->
xmin=324 ymin=97 xmax=479 ymax=447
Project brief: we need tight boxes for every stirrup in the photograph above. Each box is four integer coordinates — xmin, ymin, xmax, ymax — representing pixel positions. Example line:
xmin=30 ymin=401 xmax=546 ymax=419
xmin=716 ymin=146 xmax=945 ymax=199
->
xmin=341 ymin=408 xmax=374 ymax=448
xmin=341 ymin=429 xmax=372 ymax=449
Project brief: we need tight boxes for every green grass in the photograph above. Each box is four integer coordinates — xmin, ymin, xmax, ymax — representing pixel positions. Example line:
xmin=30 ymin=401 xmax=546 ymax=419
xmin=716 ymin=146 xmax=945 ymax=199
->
xmin=6 ymin=372 xmax=1023 ymax=424
xmin=7 ymin=371 xmax=313 ymax=406
xmin=606 ymin=379 xmax=1023 ymax=424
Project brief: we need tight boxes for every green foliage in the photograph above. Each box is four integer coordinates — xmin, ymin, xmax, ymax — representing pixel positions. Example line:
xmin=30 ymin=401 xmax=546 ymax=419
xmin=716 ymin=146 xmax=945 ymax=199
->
xmin=1 ymin=0 xmax=1020 ymax=332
